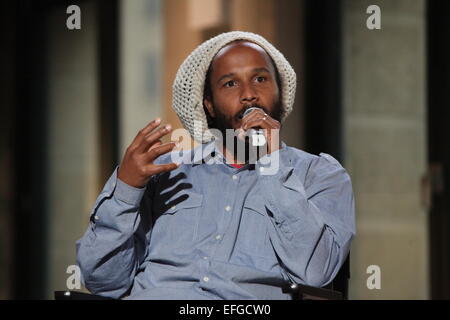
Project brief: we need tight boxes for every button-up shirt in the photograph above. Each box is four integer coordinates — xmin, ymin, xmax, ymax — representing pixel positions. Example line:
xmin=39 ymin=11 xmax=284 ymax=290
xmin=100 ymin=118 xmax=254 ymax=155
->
xmin=76 ymin=140 xmax=355 ymax=299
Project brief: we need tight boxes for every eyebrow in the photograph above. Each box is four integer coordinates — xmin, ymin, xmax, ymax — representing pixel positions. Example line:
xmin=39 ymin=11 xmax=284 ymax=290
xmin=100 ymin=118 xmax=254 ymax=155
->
xmin=216 ymin=67 xmax=271 ymax=85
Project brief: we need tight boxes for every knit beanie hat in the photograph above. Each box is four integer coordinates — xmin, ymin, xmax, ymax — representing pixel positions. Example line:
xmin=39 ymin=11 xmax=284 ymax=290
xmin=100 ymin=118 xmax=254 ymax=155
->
xmin=172 ymin=31 xmax=297 ymax=144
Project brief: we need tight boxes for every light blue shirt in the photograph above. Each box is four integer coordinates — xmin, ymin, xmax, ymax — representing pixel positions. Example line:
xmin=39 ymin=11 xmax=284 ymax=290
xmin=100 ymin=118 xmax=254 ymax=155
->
xmin=76 ymin=140 xmax=355 ymax=299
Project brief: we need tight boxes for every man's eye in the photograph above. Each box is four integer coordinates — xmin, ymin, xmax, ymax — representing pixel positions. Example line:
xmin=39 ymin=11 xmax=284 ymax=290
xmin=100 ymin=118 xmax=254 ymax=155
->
xmin=255 ymin=76 xmax=266 ymax=83
xmin=224 ymin=80 xmax=236 ymax=87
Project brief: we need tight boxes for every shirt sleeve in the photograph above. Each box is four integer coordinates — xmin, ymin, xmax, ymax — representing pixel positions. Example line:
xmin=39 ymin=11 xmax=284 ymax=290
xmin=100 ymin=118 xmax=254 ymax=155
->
xmin=255 ymin=151 xmax=356 ymax=287
xmin=76 ymin=167 xmax=155 ymax=299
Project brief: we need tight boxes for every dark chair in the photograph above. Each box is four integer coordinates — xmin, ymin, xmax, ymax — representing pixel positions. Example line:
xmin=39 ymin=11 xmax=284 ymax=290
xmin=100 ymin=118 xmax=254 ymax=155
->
xmin=54 ymin=290 xmax=113 ymax=300
xmin=287 ymin=254 xmax=350 ymax=300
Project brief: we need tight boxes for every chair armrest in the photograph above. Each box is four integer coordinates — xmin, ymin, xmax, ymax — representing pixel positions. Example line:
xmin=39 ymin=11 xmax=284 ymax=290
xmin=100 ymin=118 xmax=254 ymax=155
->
xmin=289 ymin=283 xmax=344 ymax=300
xmin=54 ymin=291 xmax=114 ymax=300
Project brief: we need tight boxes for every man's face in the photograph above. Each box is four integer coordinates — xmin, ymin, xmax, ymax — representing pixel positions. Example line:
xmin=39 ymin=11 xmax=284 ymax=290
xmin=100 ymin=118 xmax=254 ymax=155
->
xmin=203 ymin=41 xmax=282 ymax=140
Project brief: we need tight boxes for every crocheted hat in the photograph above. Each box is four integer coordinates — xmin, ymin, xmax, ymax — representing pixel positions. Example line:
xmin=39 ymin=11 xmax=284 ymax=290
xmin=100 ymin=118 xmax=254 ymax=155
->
xmin=172 ymin=31 xmax=297 ymax=144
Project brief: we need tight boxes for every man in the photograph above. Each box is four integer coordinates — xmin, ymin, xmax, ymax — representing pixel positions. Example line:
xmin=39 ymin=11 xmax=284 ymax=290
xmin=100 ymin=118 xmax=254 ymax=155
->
xmin=76 ymin=31 xmax=355 ymax=300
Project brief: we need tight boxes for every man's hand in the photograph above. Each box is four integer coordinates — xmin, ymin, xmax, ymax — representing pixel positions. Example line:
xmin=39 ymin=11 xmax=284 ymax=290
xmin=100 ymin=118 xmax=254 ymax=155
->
xmin=240 ymin=109 xmax=281 ymax=154
xmin=118 ymin=118 xmax=180 ymax=188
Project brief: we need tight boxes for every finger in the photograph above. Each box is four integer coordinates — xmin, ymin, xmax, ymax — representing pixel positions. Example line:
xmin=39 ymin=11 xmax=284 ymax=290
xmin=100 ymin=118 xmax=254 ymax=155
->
xmin=147 ymin=139 xmax=162 ymax=152
xmin=243 ymin=117 xmax=271 ymax=131
xmin=236 ymin=127 xmax=247 ymax=141
xmin=245 ymin=113 xmax=280 ymax=131
xmin=241 ymin=110 xmax=267 ymax=130
xmin=266 ymin=126 xmax=280 ymax=142
xmin=130 ymin=118 xmax=161 ymax=150
xmin=240 ymin=109 xmax=262 ymax=127
xmin=149 ymin=162 xmax=180 ymax=175
xmin=137 ymin=124 xmax=173 ymax=153
xmin=261 ymin=116 xmax=280 ymax=130
xmin=146 ymin=141 xmax=178 ymax=162
xmin=265 ymin=127 xmax=281 ymax=153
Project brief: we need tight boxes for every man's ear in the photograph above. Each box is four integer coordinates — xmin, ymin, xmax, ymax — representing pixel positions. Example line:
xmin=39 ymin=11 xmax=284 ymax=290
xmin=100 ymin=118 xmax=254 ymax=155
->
xmin=203 ymin=97 xmax=215 ymax=118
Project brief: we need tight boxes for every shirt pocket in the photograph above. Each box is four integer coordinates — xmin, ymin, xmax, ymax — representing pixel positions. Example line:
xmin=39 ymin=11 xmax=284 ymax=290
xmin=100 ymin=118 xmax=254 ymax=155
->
xmin=151 ymin=191 xmax=204 ymax=249
xmin=238 ymin=202 xmax=271 ymax=259
xmin=162 ymin=191 xmax=203 ymax=214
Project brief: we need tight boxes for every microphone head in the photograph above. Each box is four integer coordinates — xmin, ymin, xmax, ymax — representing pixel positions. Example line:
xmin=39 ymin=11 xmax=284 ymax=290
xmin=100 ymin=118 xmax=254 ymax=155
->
xmin=239 ymin=106 xmax=263 ymax=119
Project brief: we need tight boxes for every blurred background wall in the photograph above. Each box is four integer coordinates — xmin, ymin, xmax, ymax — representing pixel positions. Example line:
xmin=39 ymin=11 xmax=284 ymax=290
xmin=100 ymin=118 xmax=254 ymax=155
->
xmin=1 ymin=0 xmax=449 ymax=299
xmin=343 ymin=0 xmax=428 ymax=299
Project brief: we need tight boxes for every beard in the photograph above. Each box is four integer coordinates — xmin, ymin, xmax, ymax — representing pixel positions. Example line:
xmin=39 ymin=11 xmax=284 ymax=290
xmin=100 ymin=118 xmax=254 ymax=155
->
xmin=206 ymin=99 xmax=283 ymax=163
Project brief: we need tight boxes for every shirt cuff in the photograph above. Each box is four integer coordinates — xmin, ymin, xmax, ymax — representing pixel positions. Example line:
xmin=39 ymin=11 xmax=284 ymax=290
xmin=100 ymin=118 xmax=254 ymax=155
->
xmin=113 ymin=177 xmax=146 ymax=206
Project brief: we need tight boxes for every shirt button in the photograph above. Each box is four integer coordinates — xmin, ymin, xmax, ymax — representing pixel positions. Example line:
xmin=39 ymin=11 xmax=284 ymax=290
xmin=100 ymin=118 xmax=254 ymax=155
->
xmin=94 ymin=215 xmax=99 ymax=221
xmin=215 ymin=235 xmax=222 ymax=240
xmin=203 ymin=276 xmax=210 ymax=282
xmin=232 ymin=175 xmax=238 ymax=180
xmin=225 ymin=205 xmax=231 ymax=212
xmin=171 ymin=205 xmax=176 ymax=210
xmin=203 ymin=256 xmax=208 ymax=260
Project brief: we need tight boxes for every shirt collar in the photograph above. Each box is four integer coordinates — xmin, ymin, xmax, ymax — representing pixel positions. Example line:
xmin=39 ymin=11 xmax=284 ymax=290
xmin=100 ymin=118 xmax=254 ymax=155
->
xmin=191 ymin=139 xmax=289 ymax=168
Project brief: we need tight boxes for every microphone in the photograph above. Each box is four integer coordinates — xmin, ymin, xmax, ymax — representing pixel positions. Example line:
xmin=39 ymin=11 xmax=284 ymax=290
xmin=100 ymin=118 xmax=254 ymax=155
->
xmin=239 ymin=106 xmax=263 ymax=121
xmin=239 ymin=107 xmax=266 ymax=146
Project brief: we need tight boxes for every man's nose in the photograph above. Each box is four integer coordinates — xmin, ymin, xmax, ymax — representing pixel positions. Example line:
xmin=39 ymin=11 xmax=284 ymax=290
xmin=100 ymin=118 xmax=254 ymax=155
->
xmin=239 ymin=84 xmax=258 ymax=104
